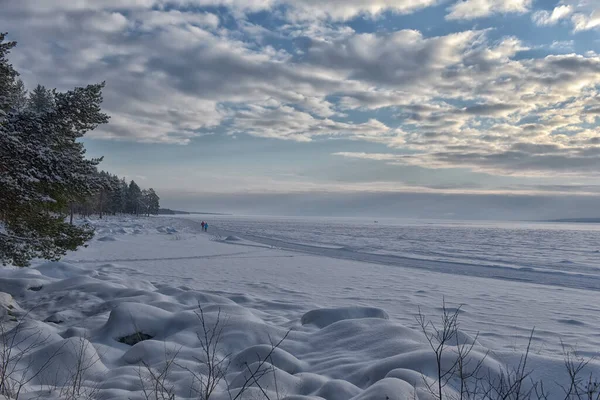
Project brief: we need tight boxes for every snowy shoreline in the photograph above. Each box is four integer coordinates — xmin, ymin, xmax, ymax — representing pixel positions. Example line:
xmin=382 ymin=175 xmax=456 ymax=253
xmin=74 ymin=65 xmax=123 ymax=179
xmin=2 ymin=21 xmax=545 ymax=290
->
xmin=0 ymin=216 xmax=598 ymax=399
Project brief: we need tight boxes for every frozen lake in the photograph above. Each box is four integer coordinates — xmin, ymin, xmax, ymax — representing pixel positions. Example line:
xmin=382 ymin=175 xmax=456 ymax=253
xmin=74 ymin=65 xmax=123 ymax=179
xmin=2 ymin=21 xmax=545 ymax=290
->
xmin=198 ymin=215 xmax=600 ymax=291
xmin=3 ymin=216 xmax=598 ymax=399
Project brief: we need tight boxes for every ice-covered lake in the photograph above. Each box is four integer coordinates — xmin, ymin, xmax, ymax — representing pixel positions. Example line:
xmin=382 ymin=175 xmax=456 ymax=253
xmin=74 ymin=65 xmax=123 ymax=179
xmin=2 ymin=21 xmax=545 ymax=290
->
xmin=198 ymin=215 xmax=600 ymax=291
xmin=2 ymin=216 xmax=599 ymax=399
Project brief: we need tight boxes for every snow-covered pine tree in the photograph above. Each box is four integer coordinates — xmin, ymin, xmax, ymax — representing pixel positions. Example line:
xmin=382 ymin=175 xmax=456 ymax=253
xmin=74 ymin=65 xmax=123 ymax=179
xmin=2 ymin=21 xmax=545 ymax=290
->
xmin=0 ymin=33 xmax=18 ymax=118
xmin=27 ymin=84 xmax=54 ymax=114
xmin=0 ymin=35 xmax=110 ymax=266
xmin=147 ymin=188 xmax=160 ymax=215
xmin=105 ymin=173 xmax=122 ymax=216
xmin=11 ymin=79 xmax=28 ymax=112
xmin=110 ymin=177 xmax=129 ymax=214
xmin=92 ymin=171 xmax=120 ymax=219
xmin=126 ymin=180 xmax=142 ymax=215
xmin=140 ymin=189 xmax=150 ymax=216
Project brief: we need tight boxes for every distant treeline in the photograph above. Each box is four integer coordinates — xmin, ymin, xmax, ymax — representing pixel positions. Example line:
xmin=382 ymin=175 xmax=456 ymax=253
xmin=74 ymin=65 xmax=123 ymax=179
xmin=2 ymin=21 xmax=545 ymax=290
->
xmin=545 ymin=218 xmax=600 ymax=223
xmin=158 ymin=208 xmax=230 ymax=216
xmin=72 ymin=172 xmax=160 ymax=220
xmin=158 ymin=208 xmax=190 ymax=215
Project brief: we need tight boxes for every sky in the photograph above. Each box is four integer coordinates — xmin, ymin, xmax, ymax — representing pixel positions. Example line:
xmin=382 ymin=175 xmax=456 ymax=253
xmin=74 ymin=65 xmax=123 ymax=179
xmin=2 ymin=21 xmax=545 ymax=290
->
xmin=2 ymin=0 xmax=600 ymax=218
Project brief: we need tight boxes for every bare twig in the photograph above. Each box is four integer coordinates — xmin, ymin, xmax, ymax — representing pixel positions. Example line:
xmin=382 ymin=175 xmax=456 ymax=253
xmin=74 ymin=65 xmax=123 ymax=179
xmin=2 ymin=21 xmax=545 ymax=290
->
xmin=416 ymin=300 xmax=463 ymax=400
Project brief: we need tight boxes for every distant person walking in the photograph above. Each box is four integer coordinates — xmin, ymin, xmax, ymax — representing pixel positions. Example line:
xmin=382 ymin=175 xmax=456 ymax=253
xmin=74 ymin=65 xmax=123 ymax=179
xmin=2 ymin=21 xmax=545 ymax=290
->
xmin=204 ymin=222 xmax=209 ymax=232
xmin=201 ymin=221 xmax=205 ymax=231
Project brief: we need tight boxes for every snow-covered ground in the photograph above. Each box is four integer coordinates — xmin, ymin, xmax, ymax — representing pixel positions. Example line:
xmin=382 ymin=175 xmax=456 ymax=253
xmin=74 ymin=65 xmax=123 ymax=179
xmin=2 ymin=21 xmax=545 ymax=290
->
xmin=204 ymin=215 xmax=600 ymax=291
xmin=0 ymin=216 xmax=598 ymax=399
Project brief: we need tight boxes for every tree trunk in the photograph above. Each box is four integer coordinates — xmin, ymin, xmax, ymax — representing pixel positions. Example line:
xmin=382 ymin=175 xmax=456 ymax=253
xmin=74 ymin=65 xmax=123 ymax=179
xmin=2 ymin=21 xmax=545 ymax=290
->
xmin=99 ymin=190 xmax=104 ymax=219
xmin=70 ymin=202 xmax=74 ymax=225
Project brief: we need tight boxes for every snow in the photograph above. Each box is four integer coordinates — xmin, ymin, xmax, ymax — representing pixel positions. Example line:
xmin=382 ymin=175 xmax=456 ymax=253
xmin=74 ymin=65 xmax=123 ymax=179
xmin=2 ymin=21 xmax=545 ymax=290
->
xmin=96 ymin=236 xmax=118 ymax=242
xmin=224 ymin=235 xmax=242 ymax=242
xmin=300 ymin=306 xmax=389 ymax=328
xmin=0 ymin=215 xmax=598 ymax=399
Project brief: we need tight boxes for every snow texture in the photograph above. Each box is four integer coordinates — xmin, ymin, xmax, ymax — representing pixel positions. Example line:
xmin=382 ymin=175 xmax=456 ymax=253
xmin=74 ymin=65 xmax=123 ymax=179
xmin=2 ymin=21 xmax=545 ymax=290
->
xmin=0 ymin=215 xmax=598 ymax=399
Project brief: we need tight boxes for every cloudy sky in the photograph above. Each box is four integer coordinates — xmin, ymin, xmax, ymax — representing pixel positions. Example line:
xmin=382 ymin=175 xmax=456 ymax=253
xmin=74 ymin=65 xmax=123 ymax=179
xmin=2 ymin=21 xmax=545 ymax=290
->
xmin=3 ymin=0 xmax=600 ymax=217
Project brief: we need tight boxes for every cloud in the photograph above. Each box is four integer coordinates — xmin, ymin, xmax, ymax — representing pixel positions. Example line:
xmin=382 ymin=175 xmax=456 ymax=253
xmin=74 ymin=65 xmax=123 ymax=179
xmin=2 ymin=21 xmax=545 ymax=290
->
xmin=462 ymin=103 xmax=520 ymax=116
xmin=446 ymin=0 xmax=532 ymax=20
xmin=333 ymin=152 xmax=401 ymax=161
xmin=282 ymin=0 xmax=440 ymax=21
xmin=571 ymin=8 xmax=600 ymax=31
xmin=231 ymin=103 xmax=393 ymax=141
xmin=584 ymin=106 xmax=600 ymax=114
xmin=133 ymin=10 xmax=220 ymax=30
xmin=2 ymin=0 xmax=600 ymax=179
xmin=304 ymin=29 xmax=483 ymax=87
xmin=533 ymin=1 xmax=600 ymax=32
xmin=532 ymin=5 xmax=572 ymax=26
xmin=15 ymin=0 xmax=439 ymax=21
xmin=3 ymin=6 xmax=347 ymax=143
xmin=549 ymin=40 xmax=575 ymax=50
xmin=334 ymin=132 xmax=600 ymax=176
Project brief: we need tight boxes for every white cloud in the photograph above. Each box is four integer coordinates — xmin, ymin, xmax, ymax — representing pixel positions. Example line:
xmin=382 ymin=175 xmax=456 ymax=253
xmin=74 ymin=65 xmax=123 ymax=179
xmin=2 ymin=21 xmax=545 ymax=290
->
xmin=571 ymin=8 xmax=600 ymax=31
xmin=333 ymin=152 xmax=401 ymax=161
xmin=231 ymin=103 xmax=393 ymax=142
xmin=6 ymin=0 xmax=154 ymax=13
xmin=533 ymin=1 xmax=600 ymax=32
xmin=532 ymin=2 xmax=600 ymax=32
xmin=532 ymin=5 xmax=572 ymax=26
xmin=9 ymin=0 xmax=438 ymax=21
xmin=133 ymin=10 xmax=220 ymax=30
xmin=86 ymin=12 xmax=129 ymax=33
xmin=282 ymin=0 xmax=440 ymax=21
xmin=327 ymin=44 xmax=600 ymax=176
xmin=2 ymin=1 xmax=600 ymax=177
xmin=305 ymin=29 xmax=483 ymax=87
xmin=550 ymin=40 xmax=575 ymax=50
xmin=446 ymin=0 xmax=532 ymax=20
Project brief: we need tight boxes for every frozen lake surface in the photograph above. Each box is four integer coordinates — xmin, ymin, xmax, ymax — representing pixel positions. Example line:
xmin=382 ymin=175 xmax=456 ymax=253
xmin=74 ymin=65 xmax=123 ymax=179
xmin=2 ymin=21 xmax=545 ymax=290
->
xmin=202 ymin=216 xmax=600 ymax=291
xmin=0 ymin=216 xmax=598 ymax=399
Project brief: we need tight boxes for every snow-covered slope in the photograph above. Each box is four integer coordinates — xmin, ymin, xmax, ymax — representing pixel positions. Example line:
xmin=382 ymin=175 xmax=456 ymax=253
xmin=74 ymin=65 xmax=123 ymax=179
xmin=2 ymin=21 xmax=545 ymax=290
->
xmin=0 ymin=216 xmax=598 ymax=399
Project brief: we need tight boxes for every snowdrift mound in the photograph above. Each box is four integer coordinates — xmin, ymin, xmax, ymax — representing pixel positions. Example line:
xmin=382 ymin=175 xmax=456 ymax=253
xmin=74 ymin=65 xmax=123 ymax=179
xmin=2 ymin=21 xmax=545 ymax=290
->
xmin=156 ymin=226 xmax=178 ymax=234
xmin=0 ymin=291 xmax=22 ymax=320
xmin=225 ymin=235 xmax=242 ymax=241
xmin=97 ymin=235 xmax=118 ymax=242
xmin=97 ymin=302 xmax=172 ymax=341
xmin=232 ymin=344 xmax=308 ymax=374
xmin=23 ymin=336 xmax=108 ymax=387
xmin=1 ymin=255 xmax=593 ymax=399
xmin=0 ymin=267 xmax=47 ymax=297
xmin=35 ymin=261 xmax=90 ymax=279
xmin=0 ymin=261 xmax=506 ymax=400
xmin=301 ymin=306 xmax=389 ymax=328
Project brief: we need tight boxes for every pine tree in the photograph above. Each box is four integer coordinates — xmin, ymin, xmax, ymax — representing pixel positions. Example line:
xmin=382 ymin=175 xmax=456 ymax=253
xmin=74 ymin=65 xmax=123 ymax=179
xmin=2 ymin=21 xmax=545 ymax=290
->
xmin=27 ymin=84 xmax=54 ymax=114
xmin=11 ymin=79 xmax=28 ymax=112
xmin=85 ymin=177 xmax=160 ymax=216
xmin=147 ymin=188 xmax=160 ymax=215
xmin=126 ymin=180 xmax=142 ymax=215
xmin=0 ymin=35 xmax=110 ymax=266
xmin=113 ymin=178 xmax=128 ymax=214
xmin=0 ymin=33 xmax=17 ymax=117
xmin=140 ymin=189 xmax=150 ymax=216
xmin=91 ymin=171 xmax=119 ymax=219
xmin=106 ymin=174 xmax=122 ymax=215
